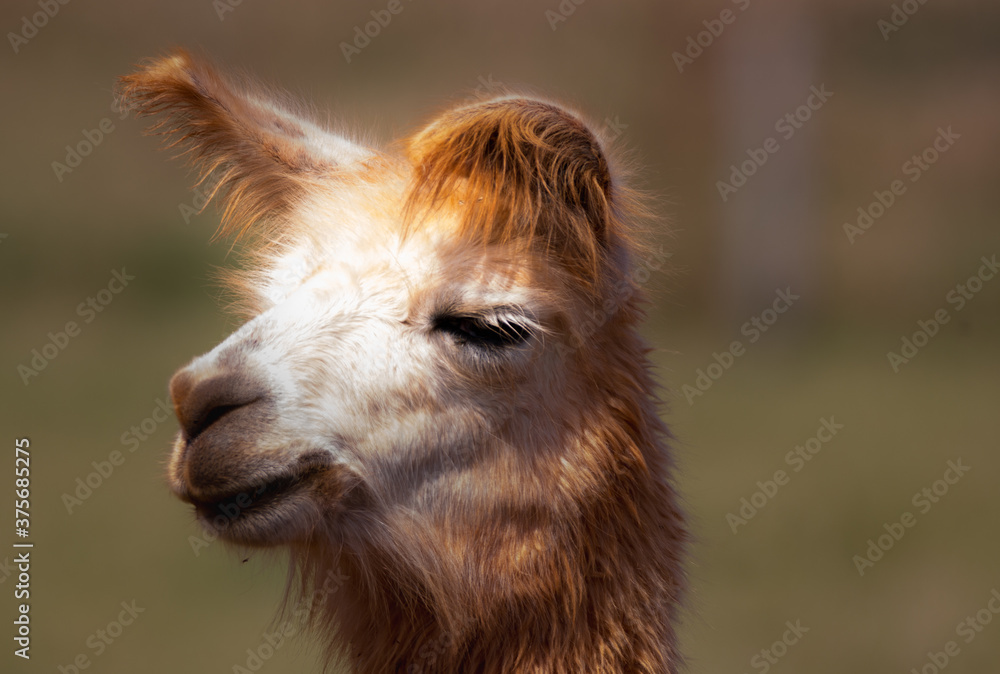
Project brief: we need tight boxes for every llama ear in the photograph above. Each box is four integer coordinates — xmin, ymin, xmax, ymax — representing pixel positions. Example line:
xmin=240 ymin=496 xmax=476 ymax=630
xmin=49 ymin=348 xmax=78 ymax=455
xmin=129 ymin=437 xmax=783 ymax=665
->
xmin=118 ymin=49 xmax=372 ymax=239
xmin=405 ymin=96 xmax=617 ymax=280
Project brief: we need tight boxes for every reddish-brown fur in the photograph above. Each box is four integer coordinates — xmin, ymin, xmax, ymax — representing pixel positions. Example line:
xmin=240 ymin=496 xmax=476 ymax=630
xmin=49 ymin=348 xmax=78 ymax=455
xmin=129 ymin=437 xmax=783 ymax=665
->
xmin=120 ymin=49 xmax=686 ymax=674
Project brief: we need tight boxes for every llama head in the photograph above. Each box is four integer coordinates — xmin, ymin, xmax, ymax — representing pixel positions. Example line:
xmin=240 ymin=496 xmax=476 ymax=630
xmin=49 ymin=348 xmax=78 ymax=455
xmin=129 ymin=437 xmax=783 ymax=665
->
xmin=121 ymin=50 xmax=683 ymax=672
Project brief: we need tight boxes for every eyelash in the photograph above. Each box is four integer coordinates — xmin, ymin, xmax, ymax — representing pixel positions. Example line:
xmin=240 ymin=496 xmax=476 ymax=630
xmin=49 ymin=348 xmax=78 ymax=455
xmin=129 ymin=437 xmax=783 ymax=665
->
xmin=433 ymin=313 xmax=533 ymax=349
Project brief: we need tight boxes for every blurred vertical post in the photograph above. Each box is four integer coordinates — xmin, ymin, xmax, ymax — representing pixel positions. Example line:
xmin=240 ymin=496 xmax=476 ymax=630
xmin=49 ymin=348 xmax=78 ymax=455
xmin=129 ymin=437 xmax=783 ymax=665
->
xmin=715 ymin=3 xmax=821 ymax=325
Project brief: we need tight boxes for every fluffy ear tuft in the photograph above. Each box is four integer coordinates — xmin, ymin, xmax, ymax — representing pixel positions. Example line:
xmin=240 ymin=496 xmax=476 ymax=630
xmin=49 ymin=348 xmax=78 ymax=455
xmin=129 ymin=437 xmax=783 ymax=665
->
xmin=404 ymin=97 xmax=624 ymax=283
xmin=117 ymin=49 xmax=371 ymax=240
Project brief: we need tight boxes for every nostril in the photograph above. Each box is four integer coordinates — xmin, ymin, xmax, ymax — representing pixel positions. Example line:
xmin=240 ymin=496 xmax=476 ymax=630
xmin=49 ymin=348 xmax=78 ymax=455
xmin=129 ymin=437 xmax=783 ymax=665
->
xmin=169 ymin=366 xmax=266 ymax=442
xmin=186 ymin=402 xmax=247 ymax=441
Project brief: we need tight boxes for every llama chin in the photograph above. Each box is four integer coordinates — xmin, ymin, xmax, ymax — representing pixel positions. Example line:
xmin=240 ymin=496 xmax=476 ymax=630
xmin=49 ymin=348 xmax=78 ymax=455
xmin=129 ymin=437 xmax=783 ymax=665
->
xmin=121 ymin=48 xmax=687 ymax=674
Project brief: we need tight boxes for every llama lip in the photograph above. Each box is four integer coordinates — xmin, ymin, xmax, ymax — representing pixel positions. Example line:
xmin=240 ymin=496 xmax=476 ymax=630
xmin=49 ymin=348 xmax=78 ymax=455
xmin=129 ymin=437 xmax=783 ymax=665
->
xmin=188 ymin=471 xmax=306 ymax=525
xmin=184 ymin=467 xmax=332 ymax=545
xmin=177 ymin=452 xmax=336 ymax=532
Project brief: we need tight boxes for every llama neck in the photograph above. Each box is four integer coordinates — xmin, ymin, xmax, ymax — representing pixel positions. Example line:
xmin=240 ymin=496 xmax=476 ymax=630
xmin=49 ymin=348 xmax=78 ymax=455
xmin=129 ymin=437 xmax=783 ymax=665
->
xmin=334 ymin=442 xmax=682 ymax=670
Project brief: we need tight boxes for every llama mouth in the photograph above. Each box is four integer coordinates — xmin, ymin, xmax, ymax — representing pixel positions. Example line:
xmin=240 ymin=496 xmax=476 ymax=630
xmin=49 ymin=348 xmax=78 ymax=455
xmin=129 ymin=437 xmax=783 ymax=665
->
xmin=188 ymin=471 xmax=305 ymax=523
xmin=178 ymin=455 xmax=335 ymax=541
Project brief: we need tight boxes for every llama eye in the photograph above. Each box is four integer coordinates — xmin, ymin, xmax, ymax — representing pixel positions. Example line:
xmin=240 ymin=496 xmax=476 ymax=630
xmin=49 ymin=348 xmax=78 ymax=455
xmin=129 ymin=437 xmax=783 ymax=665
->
xmin=433 ymin=315 xmax=532 ymax=348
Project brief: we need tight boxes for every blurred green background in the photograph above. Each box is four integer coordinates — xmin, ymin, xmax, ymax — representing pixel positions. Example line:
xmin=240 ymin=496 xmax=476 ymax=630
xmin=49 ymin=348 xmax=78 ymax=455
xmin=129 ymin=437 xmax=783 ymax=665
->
xmin=2 ymin=1 xmax=998 ymax=672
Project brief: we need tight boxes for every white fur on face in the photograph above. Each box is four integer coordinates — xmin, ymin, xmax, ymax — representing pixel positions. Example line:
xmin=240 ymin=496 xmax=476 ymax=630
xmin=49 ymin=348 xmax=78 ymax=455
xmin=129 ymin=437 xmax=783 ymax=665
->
xmin=185 ymin=192 xmax=565 ymax=511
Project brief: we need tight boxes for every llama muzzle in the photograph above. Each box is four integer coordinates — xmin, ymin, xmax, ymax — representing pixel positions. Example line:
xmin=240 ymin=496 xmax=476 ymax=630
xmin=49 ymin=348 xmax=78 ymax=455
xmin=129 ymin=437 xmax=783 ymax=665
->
xmin=169 ymin=364 xmax=266 ymax=442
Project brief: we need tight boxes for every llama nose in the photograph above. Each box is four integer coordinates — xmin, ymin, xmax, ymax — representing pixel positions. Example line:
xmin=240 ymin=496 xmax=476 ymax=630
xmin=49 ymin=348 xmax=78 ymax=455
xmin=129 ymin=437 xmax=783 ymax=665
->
xmin=169 ymin=364 xmax=266 ymax=441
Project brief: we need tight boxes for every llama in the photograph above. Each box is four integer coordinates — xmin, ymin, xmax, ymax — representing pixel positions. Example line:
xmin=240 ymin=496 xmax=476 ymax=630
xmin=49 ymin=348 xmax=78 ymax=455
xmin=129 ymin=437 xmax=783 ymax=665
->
xmin=120 ymin=49 xmax=686 ymax=674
